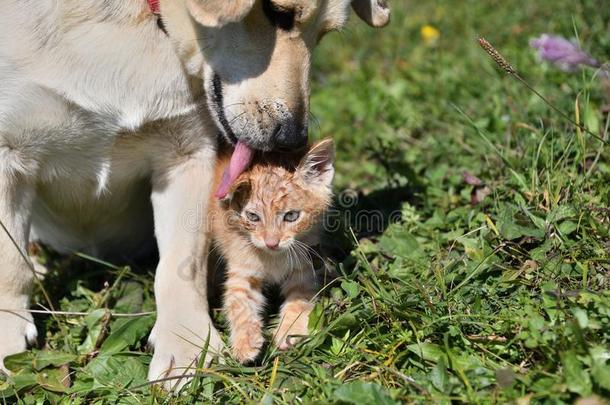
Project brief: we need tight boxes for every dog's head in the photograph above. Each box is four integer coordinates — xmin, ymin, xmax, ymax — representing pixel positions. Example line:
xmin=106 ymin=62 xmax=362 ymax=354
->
xmin=163 ymin=0 xmax=390 ymax=152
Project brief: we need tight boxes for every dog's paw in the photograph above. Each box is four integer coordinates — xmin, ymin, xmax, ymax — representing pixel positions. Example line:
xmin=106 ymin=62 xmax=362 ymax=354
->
xmin=147 ymin=317 xmax=223 ymax=392
xmin=273 ymin=301 xmax=314 ymax=351
xmin=231 ymin=321 xmax=264 ymax=363
xmin=0 ymin=310 xmax=37 ymax=374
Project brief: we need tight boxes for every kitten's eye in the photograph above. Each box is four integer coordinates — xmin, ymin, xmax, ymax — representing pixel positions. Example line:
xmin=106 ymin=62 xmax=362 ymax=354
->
xmin=283 ymin=210 xmax=300 ymax=222
xmin=245 ymin=211 xmax=261 ymax=222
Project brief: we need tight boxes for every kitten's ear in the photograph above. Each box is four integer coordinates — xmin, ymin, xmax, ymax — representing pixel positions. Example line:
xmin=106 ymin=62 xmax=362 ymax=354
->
xmin=222 ymin=178 xmax=251 ymax=210
xmin=295 ymin=139 xmax=335 ymax=189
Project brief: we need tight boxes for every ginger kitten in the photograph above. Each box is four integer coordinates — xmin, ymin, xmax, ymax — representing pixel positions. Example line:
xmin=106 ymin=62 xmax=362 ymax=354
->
xmin=209 ymin=139 xmax=334 ymax=363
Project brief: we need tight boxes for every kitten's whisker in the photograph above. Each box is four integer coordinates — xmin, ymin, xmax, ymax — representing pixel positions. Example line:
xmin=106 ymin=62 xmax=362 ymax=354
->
xmin=207 ymin=242 xmax=222 ymax=256
xmin=298 ymin=244 xmax=313 ymax=269
xmin=290 ymin=243 xmax=307 ymax=266
xmin=293 ymin=240 xmax=322 ymax=279
xmin=291 ymin=243 xmax=316 ymax=281
xmin=289 ymin=244 xmax=303 ymax=284
xmin=293 ymin=239 xmax=321 ymax=258
xmin=290 ymin=245 xmax=307 ymax=276
xmin=288 ymin=245 xmax=297 ymax=272
xmin=285 ymin=246 xmax=292 ymax=271
xmin=294 ymin=240 xmax=323 ymax=265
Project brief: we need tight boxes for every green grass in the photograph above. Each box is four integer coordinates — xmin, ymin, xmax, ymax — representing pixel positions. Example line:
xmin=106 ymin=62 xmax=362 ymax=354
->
xmin=2 ymin=0 xmax=610 ymax=403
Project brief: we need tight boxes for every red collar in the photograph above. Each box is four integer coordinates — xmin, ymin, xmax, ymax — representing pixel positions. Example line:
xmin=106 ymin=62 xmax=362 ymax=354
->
xmin=147 ymin=0 xmax=160 ymax=14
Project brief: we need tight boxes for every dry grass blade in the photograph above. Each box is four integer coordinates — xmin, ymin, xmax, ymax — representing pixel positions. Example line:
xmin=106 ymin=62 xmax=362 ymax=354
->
xmin=0 ymin=308 xmax=155 ymax=318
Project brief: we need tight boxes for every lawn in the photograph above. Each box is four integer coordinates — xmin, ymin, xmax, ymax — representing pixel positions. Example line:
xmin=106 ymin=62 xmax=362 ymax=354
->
xmin=2 ymin=0 xmax=610 ymax=403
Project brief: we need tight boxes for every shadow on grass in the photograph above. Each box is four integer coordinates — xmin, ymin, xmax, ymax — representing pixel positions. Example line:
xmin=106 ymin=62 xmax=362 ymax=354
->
xmin=322 ymin=184 xmax=423 ymax=263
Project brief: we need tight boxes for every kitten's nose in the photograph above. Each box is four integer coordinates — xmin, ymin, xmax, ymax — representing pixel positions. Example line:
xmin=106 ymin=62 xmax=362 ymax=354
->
xmin=265 ymin=238 xmax=280 ymax=250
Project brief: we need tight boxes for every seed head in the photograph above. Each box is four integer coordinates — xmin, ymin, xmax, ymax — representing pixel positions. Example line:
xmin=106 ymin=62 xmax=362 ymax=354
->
xmin=478 ymin=37 xmax=516 ymax=75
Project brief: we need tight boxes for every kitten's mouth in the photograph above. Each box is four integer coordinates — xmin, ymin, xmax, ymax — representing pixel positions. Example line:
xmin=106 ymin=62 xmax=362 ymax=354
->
xmin=215 ymin=141 xmax=255 ymax=199
xmin=262 ymin=245 xmax=286 ymax=255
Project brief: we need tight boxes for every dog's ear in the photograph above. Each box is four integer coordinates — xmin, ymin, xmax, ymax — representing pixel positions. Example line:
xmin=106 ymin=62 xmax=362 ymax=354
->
xmin=186 ymin=0 xmax=256 ymax=27
xmin=351 ymin=0 xmax=390 ymax=28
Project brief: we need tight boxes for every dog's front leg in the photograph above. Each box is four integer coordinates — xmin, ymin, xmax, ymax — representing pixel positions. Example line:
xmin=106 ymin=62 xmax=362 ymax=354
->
xmin=147 ymin=148 xmax=223 ymax=390
xmin=0 ymin=174 xmax=37 ymax=373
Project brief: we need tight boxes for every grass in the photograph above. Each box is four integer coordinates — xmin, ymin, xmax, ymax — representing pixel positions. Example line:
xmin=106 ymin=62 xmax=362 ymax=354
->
xmin=2 ymin=0 xmax=610 ymax=403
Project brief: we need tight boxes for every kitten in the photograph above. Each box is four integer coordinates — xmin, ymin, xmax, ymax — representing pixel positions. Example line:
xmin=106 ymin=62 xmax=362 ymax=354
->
xmin=208 ymin=139 xmax=334 ymax=363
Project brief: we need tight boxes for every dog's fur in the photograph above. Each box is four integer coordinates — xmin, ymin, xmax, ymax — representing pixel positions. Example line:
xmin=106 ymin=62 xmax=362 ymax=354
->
xmin=0 ymin=0 xmax=389 ymax=387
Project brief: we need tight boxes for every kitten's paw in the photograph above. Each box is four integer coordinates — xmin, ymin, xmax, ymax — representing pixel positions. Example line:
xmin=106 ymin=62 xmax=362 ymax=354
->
xmin=0 ymin=310 xmax=37 ymax=374
xmin=231 ymin=322 xmax=264 ymax=363
xmin=147 ymin=317 xmax=223 ymax=392
xmin=274 ymin=301 xmax=314 ymax=351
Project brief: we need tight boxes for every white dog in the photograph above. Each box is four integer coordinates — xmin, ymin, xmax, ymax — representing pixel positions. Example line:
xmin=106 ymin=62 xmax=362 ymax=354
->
xmin=0 ymin=0 xmax=389 ymax=387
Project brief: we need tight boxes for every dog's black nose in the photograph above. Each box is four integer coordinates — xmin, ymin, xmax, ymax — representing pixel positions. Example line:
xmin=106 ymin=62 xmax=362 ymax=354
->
xmin=272 ymin=119 xmax=307 ymax=150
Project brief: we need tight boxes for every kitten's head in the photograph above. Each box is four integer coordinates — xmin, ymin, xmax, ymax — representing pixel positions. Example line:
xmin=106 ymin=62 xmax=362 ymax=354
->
xmin=223 ymin=139 xmax=334 ymax=254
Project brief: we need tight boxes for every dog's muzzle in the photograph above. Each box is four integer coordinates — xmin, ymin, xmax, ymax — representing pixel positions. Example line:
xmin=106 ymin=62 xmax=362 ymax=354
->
xmin=271 ymin=118 xmax=308 ymax=150
xmin=211 ymin=74 xmax=308 ymax=151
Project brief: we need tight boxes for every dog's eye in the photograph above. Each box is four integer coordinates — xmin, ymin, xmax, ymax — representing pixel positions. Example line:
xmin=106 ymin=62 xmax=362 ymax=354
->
xmin=283 ymin=210 xmax=300 ymax=222
xmin=262 ymin=0 xmax=295 ymax=31
xmin=245 ymin=211 xmax=261 ymax=222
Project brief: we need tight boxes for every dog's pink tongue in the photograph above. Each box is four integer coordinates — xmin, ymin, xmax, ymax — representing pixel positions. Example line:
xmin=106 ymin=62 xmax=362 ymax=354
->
xmin=215 ymin=141 xmax=254 ymax=199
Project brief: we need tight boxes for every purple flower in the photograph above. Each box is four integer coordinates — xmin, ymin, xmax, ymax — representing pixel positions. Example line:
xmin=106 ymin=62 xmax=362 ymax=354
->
xmin=530 ymin=34 xmax=599 ymax=71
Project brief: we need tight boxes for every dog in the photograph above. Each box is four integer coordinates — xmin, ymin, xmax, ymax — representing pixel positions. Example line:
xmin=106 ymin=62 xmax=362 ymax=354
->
xmin=0 ymin=0 xmax=390 ymax=387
